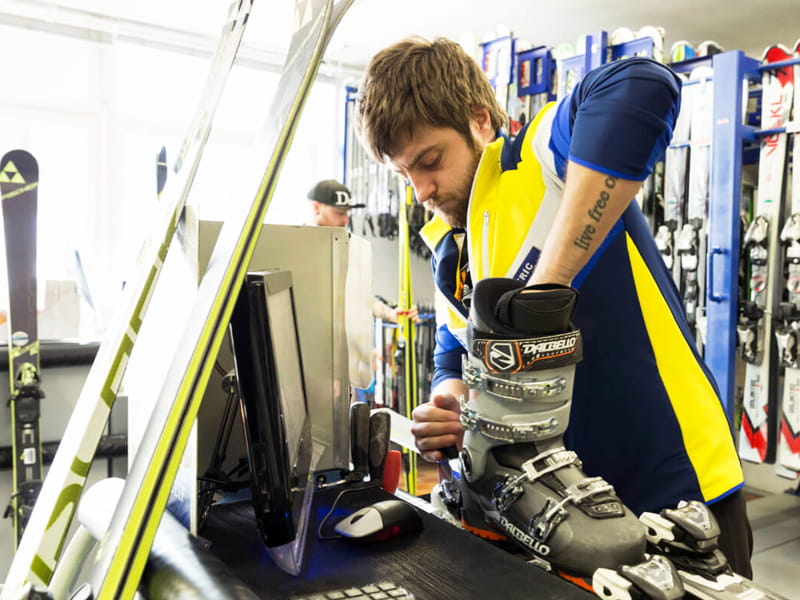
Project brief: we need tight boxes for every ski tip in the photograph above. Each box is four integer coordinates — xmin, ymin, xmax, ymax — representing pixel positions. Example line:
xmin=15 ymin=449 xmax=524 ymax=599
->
xmin=1 ymin=148 xmax=37 ymax=166
xmin=696 ymin=40 xmax=724 ymax=57
xmin=762 ymin=45 xmax=795 ymax=88
xmin=0 ymin=149 xmax=38 ymax=188
xmin=761 ymin=44 xmax=793 ymax=63
xmin=670 ymin=40 xmax=696 ymax=63
xmin=609 ymin=27 xmax=635 ymax=46
xmin=689 ymin=64 xmax=714 ymax=80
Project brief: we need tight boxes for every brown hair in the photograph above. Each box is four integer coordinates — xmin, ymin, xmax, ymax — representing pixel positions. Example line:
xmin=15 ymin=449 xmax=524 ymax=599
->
xmin=354 ymin=37 xmax=506 ymax=162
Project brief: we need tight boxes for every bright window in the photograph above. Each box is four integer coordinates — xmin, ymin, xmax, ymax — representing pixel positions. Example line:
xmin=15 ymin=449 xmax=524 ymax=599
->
xmin=0 ymin=15 xmax=344 ymax=341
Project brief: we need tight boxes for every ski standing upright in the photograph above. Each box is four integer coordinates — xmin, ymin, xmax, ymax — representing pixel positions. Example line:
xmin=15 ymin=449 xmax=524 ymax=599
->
xmin=738 ymin=45 xmax=794 ymax=464
xmin=676 ymin=64 xmax=714 ymax=353
xmin=1 ymin=149 xmax=43 ymax=546
xmin=774 ymin=39 xmax=800 ymax=475
xmin=656 ymin=71 xmax=692 ymax=287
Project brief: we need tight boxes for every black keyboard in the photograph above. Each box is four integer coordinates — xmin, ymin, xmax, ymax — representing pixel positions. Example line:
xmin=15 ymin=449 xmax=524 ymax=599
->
xmin=290 ymin=581 xmax=415 ymax=600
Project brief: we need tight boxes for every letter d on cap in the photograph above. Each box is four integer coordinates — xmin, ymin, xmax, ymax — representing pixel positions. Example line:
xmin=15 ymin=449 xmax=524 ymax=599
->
xmin=334 ymin=190 xmax=350 ymax=206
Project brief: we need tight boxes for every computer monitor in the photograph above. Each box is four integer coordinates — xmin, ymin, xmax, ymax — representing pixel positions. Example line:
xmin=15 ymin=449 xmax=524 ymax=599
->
xmin=228 ymin=269 xmax=314 ymax=576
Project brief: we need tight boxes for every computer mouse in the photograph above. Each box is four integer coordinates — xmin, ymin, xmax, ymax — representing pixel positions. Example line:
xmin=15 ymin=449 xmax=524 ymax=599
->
xmin=334 ymin=499 xmax=423 ymax=542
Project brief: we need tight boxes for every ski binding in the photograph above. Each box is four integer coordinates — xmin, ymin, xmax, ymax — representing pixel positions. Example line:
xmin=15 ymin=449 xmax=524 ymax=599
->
xmin=592 ymin=554 xmax=685 ymax=600
xmin=640 ymin=500 xmax=790 ymax=600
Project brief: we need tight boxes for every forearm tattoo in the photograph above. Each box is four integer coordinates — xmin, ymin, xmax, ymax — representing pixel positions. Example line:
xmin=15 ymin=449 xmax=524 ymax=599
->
xmin=573 ymin=176 xmax=617 ymax=250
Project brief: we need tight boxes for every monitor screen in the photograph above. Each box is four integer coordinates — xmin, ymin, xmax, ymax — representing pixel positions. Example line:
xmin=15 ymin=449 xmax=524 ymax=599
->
xmin=228 ymin=269 xmax=314 ymax=576
xmin=266 ymin=286 xmax=305 ymax=461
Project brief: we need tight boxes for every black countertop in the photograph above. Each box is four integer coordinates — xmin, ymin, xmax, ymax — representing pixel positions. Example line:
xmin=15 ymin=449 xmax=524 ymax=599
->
xmin=201 ymin=484 xmax=591 ymax=600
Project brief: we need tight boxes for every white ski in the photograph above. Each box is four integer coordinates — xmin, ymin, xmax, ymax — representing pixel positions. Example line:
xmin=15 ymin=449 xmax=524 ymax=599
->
xmin=656 ymin=71 xmax=691 ymax=288
xmin=738 ymin=45 xmax=794 ymax=465
xmin=679 ymin=64 xmax=713 ymax=352
xmin=775 ymin=39 xmax=800 ymax=475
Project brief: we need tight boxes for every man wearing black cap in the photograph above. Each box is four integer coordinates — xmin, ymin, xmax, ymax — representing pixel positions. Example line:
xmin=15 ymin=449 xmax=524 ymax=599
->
xmin=305 ymin=179 xmax=365 ymax=227
xmin=305 ymin=179 xmax=419 ymax=324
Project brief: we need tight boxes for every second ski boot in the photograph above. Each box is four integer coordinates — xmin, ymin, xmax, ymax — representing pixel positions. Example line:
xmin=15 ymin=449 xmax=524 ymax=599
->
xmin=458 ymin=278 xmax=646 ymax=575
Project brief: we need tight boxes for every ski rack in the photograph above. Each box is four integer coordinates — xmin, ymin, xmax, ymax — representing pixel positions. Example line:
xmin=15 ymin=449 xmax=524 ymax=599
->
xmin=695 ymin=51 xmax=800 ymax=422
xmin=557 ymin=31 xmax=657 ymax=98
xmin=481 ymin=35 xmax=516 ymax=90
xmin=516 ymin=45 xmax=555 ymax=100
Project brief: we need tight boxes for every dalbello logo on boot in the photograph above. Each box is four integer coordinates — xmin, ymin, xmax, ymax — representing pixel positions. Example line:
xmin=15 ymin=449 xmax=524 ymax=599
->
xmin=487 ymin=341 xmax=519 ymax=372
xmin=521 ymin=335 xmax=578 ymax=358
xmin=476 ymin=330 xmax=582 ymax=373
xmin=499 ymin=515 xmax=551 ymax=556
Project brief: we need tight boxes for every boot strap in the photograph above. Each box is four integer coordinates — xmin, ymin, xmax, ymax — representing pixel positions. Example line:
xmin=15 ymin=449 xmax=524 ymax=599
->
xmin=528 ymin=478 xmax=617 ymax=542
xmin=470 ymin=329 xmax=582 ymax=373
xmin=494 ymin=449 xmax=616 ymax=515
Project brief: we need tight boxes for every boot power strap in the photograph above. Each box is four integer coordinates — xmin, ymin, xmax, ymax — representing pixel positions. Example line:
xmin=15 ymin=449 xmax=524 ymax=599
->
xmin=470 ymin=329 xmax=582 ymax=373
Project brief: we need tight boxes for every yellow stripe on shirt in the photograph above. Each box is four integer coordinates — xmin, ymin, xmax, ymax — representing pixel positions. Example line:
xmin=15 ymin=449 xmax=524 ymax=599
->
xmin=626 ymin=234 xmax=743 ymax=502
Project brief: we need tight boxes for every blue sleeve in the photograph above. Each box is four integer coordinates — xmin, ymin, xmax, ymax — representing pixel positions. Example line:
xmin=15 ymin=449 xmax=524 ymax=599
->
xmin=432 ymin=323 xmax=466 ymax=388
xmin=549 ymin=57 xmax=681 ymax=181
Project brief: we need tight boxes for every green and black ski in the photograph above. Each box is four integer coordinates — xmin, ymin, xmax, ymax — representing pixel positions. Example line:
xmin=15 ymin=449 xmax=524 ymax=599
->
xmin=1 ymin=149 xmax=44 ymax=546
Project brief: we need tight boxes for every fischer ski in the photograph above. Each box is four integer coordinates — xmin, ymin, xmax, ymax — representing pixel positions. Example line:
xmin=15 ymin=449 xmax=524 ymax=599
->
xmin=1 ymin=149 xmax=44 ymax=546
xmin=83 ymin=1 xmax=353 ymax=599
xmin=738 ymin=45 xmax=794 ymax=465
xmin=1 ymin=1 xmax=254 ymax=595
xmin=675 ymin=65 xmax=714 ymax=353
xmin=775 ymin=39 xmax=800 ymax=475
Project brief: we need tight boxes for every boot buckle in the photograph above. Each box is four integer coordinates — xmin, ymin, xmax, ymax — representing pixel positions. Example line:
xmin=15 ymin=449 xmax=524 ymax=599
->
xmin=460 ymin=406 xmax=559 ymax=442
xmin=462 ymin=359 xmax=568 ymax=401
xmin=530 ymin=497 xmax=568 ymax=542
xmin=492 ymin=449 xmax=577 ymax=512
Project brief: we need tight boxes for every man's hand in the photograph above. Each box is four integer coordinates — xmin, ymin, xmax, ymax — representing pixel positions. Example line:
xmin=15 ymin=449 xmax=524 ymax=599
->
xmin=411 ymin=393 xmax=464 ymax=462
xmin=394 ymin=304 xmax=420 ymax=323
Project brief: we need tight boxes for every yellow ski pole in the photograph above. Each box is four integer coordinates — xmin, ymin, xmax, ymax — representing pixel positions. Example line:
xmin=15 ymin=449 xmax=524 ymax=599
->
xmin=397 ymin=180 xmax=417 ymax=494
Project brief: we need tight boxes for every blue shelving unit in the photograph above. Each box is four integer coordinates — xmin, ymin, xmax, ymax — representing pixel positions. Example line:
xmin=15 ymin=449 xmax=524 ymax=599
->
xmin=704 ymin=51 xmax=761 ymax=423
xmin=704 ymin=51 xmax=800 ymax=424
xmin=517 ymin=45 xmax=555 ymax=99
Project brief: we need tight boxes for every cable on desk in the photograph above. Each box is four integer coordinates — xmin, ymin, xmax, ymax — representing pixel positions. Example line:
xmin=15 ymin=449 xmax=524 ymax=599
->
xmin=316 ymin=481 xmax=383 ymax=541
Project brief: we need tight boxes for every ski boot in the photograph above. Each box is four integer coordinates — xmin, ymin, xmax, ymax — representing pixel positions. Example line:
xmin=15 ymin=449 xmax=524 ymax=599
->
xmin=457 ymin=278 xmax=646 ymax=575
